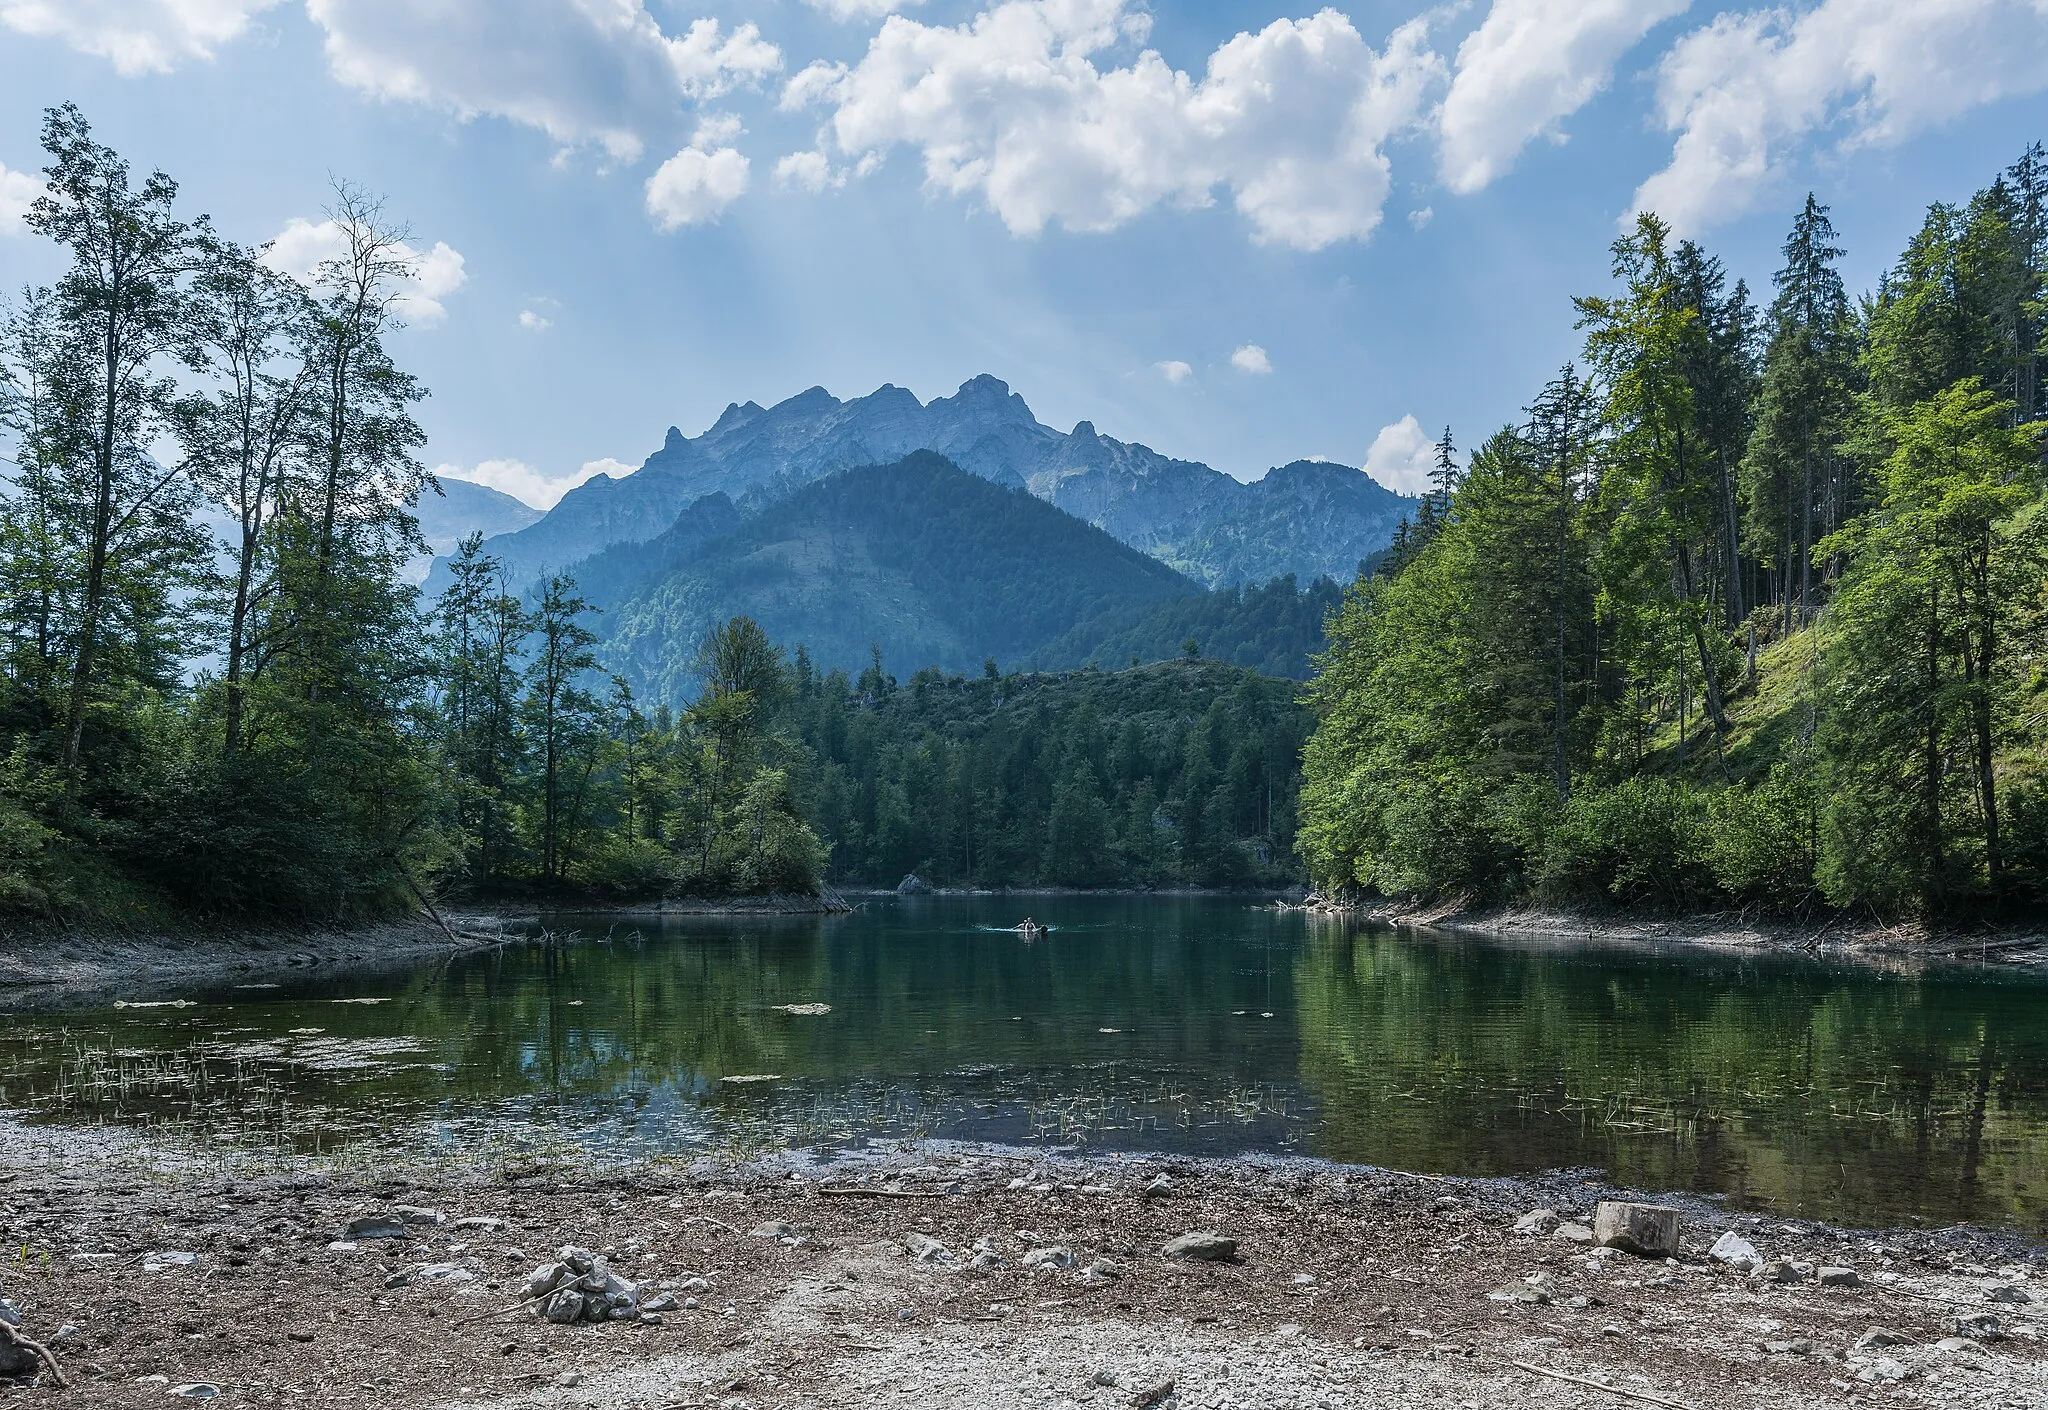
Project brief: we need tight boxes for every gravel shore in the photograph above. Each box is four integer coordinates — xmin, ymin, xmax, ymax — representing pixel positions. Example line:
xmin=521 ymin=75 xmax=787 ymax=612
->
xmin=2 ymin=1136 xmax=2042 ymax=1409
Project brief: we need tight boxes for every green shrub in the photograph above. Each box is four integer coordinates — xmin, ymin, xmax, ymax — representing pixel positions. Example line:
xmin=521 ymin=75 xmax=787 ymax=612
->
xmin=1538 ymin=778 xmax=1716 ymax=909
xmin=1704 ymin=770 xmax=1820 ymax=909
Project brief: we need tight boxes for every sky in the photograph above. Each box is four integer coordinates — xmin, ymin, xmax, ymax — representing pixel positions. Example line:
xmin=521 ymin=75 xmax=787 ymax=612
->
xmin=1 ymin=1 xmax=2045 ymax=506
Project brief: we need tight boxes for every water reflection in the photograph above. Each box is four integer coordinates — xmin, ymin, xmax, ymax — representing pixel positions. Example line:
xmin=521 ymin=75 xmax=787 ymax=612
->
xmin=2 ymin=897 xmax=2044 ymax=1230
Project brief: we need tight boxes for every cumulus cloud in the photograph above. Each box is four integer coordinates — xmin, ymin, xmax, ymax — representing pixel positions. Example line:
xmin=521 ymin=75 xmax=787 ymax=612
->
xmin=518 ymin=308 xmax=551 ymax=331
xmin=646 ymin=114 xmax=750 ymax=229
xmin=783 ymin=0 xmax=1446 ymax=250
xmin=805 ymin=0 xmax=920 ymax=18
xmin=1407 ymin=205 xmax=1433 ymax=231
xmin=262 ymin=217 xmax=469 ymax=326
xmin=774 ymin=149 xmax=843 ymax=191
xmin=1439 ymin=0 xmax=1690 ymax=194
xmin=304 ymin=1 xmax=781 ymax=162
xmin=1363 ymin=414 xmax=1433 ymax=494
xmin=1231 ymin=344 xmax=1272 ymax=375
xmin=439 ymin=455 xmax=634 ymax=509
xmin=1156 ymin=359 xmax=1193 ymax=384
xmin=0 ymin=161 xmax=40 ymax=235
xmin=1636 ymin=0 xmax=2048 ymax=232
xmin=0 ymin=0 xmax=281 ymax=75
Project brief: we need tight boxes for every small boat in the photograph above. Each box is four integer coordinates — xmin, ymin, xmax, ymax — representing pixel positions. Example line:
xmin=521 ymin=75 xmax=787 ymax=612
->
xmin=1015 ymin=918 xmax=1048 ymax=938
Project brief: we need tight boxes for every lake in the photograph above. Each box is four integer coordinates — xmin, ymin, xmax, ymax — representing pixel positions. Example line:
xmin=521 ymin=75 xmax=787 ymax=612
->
xmin=6 ymin=895 xmax=2047 ymax=1231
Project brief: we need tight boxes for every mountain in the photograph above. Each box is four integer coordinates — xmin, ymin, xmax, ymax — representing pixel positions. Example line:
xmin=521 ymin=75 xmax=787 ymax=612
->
xmin=434 ymin=375 xmax=1414 ymax=598
xmin=600 ymin=453 xmax=1197 ymax=704
xmin=405 ymin=477 xmax=543 ymax=583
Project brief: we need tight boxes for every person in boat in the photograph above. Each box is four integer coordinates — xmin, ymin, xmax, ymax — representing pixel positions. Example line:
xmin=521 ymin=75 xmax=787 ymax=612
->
xmin=1018 ymin=917 xmax=1043 ymax=935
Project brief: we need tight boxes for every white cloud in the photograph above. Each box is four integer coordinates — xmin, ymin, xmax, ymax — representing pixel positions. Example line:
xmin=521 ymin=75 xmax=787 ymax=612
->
xmin=1439 ymin=0 xmax=1689 ymax=194
xmin=785 ymin=0 xmax=1446 ymax=250
xmin=1231 ymin=344 xmax=1272 ymax=375
xmin=518 ymin=308 xmax=551 ymax=331
xmin=774 ymin=149 xmax=845 ymax=191
xmin=439 ymin=455 xmax=634 ymax=509
xmin=0 ymin=0 xmax=280 ymax=75
xmin=262 ymin=217 xmax=469 ymax=326
xmin=0 ymin=161 xmax=40 ymax=235
xmin=1156 ymin=359 xmax=1192 ymax=384
xmin=304 ymin=2 xmax=781 ymax=162
xmin=1635 ymin=0 xmax=2048 ymax=233
xmin=1363 ymin=414 xmax=1433 ymax=494
xmin=805 ymin=0 xmax=920 ymax=18
xmin=645 ymin=114 xmax=751 ymax=229
xmin=1407 ymin=205 xmax=1433 ymax=230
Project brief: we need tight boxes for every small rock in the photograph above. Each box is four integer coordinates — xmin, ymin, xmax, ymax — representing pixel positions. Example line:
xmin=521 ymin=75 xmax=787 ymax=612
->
xmin=344 ymin=1214 xmax=409 ymax=1241
xmin=1141 ymin=1175 xmax=1173 ymax=1201
xmin=1934 ymin=1336 xmax=1973 ymax=1352
xmin=1162 ymin=1231 xmax=1237 ymax=1262
xmin=749 ymin=1222 xmax=795 ymax=1239
xmin=381 ymin=1272 xmax=411 ymax=1290
xmin=1953 ymin=1311 xmax=2004 ymax=1341
xmin=1565 ymin=1294 xmax=1602 ymax=1310
xmin=1487 ymin=1285 xmax=1549 ymax=1305
xmin=557 ymin=1371 xmax=584 ymax=1388
xmin=1756 ymin=1259 xmax=1807 ymax=1283
xmin=1854 ymin=1357 xmax=1909 ymax=1384
xmin=680 ymin=1276 xmax=712 ymax=1293
xmin=904 ymin=1233 xmax=955 ymax=1265
xmin=1431 ymin=1196 xmax=1462 ymax=1213
xmin=1092 ymin=1369 xmax=1119 ymax=1387
xmin=1708 ymin=1231 xmax=1763 ymax=1273
xmin=1853 ymin=1328 xmax=1908 ymax=1351
xmin=1817 ymin=1266 xmax=1860 ymax=1287
xmin=1986 ymin=1284 xmax=2035 ymax=1304
xmin=451 ymin=1217 xmax=505 ymax=1233
xmin=1513 ymin=1210 xmax=1560 ymax=1236
xmin=412 ymin=1262 xmax=475 ymax=1282
xmin=1021 ymin=1246 xmax=1074 ymax=1271
xmin=1763 ymin=1339 xmax=1813 ymax=1356
xmin=1079 ymin=1257 xmax=1123 ymax=1284
xmin=145 ymin=1251 xmax=200 ymax=1269
xmin=1552 ymin=1222 xmax=1596 ymax=1245
xmin=1130 ymin=1377 xmax=1175 ymax=1409
xmin=393 ymin=1206 xmax=444 ymax=1226
xmin=168 ymin=1387 xmax=223 ymax=1401
xmin=640 ymin=1292 xmax=680 ymax=1313
xmin=541 ymin=1289 xmax=585 ymax=1324
xmin=1593 ymin=1201 xmax=1680 ymax=1258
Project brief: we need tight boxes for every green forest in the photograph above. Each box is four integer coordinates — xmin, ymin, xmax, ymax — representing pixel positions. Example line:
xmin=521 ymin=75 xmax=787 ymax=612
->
xmin=1300 ymin=145 xmax=2048 ymax=918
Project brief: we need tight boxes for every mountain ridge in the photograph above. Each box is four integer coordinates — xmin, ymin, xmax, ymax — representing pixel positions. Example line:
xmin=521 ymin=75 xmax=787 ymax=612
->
xmin=434 ymin=375 xmax=1413 ymax=599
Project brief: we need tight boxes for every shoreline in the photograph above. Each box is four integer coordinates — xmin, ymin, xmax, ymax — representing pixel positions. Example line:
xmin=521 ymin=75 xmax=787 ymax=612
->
xmin=1 ymin=1135 xmax=2039 ymax=1407
xmin=1309 ymin=897 xmax=2048 ymax=969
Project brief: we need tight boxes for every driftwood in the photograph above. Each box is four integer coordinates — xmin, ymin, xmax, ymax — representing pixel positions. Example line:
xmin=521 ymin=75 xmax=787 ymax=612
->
xmin=1505 ymin=1360 xmax=1688 ymax=1409
xmin=0 ymin=1319 xmax=70 ymax=1390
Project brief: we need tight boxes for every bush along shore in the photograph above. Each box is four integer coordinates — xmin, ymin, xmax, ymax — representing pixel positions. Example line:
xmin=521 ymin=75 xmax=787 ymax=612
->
xmin=0 ymin=1139 xmax=2041 ymax=1406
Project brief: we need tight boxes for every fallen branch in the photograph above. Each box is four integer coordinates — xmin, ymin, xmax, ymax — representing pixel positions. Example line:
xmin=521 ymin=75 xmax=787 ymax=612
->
xmin=1505 ymin=1360 xmax=1689 ymax=1409
xmin=0 ymin=1320 xmax=71 ymax=1390
xmin=817 ymin=1186 xmax=950 ymax=1199
xmin=679 ymin=1215 xmax=745 ymax=1237
xmin=451 ymin=1287 xmax=547 ymax=1330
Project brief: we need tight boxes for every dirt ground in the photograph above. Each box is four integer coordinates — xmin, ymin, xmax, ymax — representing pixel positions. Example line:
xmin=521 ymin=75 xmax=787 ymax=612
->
xmin=1 ymin=1138 xmax=2042 ymax=1410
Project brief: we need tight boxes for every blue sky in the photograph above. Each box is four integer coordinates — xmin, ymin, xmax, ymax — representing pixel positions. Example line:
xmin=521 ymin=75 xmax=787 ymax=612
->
xmin=2 ymin=1 xmax=2045 ymax=504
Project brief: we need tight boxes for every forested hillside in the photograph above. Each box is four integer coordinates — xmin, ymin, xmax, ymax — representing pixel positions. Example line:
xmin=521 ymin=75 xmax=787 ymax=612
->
xmin=1300 ymin=147 xmax=2048 ymax=918
xmin=780 ymin=657 xmax=1311 ymax=889
xmin=1030 ymin=575 xmax=1345 ymax=679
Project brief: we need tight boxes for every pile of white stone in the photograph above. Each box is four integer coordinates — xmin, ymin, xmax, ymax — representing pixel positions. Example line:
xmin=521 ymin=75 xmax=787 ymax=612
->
xmin=524 ymin=1247 xmax=680 ymax=1325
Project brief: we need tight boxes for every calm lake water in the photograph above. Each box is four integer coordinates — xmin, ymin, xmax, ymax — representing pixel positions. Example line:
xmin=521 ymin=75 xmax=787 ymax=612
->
xmin=6 ymin=895 xmax=2047 ymax=1231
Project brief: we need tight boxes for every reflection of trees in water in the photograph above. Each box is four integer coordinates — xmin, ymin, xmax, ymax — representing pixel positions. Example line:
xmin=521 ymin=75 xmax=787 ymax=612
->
xmin=1292 ymin=926 xmax=2048 ymax=1229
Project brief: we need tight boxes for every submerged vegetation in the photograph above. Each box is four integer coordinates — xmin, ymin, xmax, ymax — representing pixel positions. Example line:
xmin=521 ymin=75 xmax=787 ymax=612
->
xmin=1300 ymin=146 xmax=2048 ymax=919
